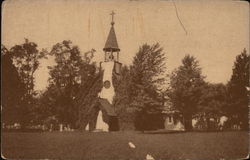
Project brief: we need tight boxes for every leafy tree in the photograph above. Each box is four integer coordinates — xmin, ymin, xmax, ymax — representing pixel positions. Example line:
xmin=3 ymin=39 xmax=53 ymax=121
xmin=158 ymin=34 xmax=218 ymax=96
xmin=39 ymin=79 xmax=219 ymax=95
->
xmin=197 ymin=83 xmax=228 ymax=130
xmin=10 ymin=39 xmax=46 ymax=96
xmin=1 ymin=45 xmax=25 ymax=126
xmin=169 ymin=55 xmax=205 ymax=131
xmin=47 ymin=40 xmax=97 ymax=129
xmin=7 ymin=39 xmax=46 ymax=127
xmin=76 ymin=71 xmax=103 ymax=131
xmin=35 ymin=86 xmax=59 ymax=126
xmin=47 ymin=40 xmax=84 ymax=128
xmin=130 ymin=43 xmax=167 ymax=130
xmin=113 ymin=65 xmax=135 ymax=130
xmin=227 ymin=49 xmax=249 ymax=130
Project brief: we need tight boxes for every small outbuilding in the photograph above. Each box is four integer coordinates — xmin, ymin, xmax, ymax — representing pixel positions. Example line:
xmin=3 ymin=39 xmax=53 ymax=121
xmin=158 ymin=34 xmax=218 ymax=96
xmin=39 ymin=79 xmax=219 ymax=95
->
xmin=162 ymin=106 xmax=184 ymax=131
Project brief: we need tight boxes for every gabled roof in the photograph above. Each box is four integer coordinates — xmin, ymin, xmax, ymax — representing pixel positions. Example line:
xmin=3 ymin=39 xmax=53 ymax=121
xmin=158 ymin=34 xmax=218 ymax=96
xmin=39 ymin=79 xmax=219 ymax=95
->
xmin=103 ymin=25 xmax=120 ymax=52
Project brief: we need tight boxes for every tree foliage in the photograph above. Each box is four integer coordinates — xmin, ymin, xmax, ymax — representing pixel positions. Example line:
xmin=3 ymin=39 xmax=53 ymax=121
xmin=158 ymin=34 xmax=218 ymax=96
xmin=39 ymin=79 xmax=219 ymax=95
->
xmin=3 ymin=38 xmax=248 ymax=132
xmin=113 ymin=65 xmax=135 ymax=130
xmin=130 ymin=43 xmax=167 ymax=130
xmin=196 ymin=83 xmax=229 ymax=130
xmin=227 ymin=48 xmax=249 ymax=130
xmin=4 ymin=40 xmax=46 ymax=127
xmin=45 ymin=40 xmax=85 ymax=127
xmin=169 ymin=55 xmax=205 ymax=130
xmin=1 ymin=45 xmax=25 ymax=125
xmin=198 ymin=83 xmax=228 ymax=116
xmin=10 ymin=39 xmax=46 ymax=96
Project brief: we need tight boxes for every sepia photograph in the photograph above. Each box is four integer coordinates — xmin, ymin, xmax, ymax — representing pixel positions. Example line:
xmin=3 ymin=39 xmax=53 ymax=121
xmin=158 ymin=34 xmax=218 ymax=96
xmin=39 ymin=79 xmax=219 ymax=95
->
xmin=1 ymin=0 xmax=249 ymax=159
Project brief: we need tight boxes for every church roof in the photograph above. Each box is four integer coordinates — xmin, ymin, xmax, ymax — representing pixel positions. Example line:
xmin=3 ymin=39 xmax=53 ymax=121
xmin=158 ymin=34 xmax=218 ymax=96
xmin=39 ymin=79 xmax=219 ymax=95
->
xmin=103 ymin=25 xmax=120 ymax=52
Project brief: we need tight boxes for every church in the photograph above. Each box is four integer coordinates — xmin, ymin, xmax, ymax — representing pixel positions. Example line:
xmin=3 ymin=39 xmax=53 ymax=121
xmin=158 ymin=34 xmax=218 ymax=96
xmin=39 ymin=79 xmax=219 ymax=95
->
xmin=77 ymin=11 xmax=186 ymax=132
xmin=77 ymin=11 xmax=122 ymax=132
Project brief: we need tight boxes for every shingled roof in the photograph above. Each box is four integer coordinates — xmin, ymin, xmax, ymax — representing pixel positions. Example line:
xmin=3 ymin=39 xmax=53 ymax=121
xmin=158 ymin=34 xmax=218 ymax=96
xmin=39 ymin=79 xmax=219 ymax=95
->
xmin=103 ymin=25 xmax=120 ymax=52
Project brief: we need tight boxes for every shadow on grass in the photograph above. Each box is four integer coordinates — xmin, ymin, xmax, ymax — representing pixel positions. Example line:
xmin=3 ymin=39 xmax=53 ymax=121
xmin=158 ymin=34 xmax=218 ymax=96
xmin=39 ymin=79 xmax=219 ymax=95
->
xmin=141 ymin=129 xmax=248 ymax=134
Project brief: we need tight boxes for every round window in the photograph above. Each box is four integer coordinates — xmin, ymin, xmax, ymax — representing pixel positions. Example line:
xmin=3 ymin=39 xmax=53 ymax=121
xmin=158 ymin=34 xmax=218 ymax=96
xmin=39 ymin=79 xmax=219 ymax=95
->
xmin=103 ymin=80 xmax=111 ymax=89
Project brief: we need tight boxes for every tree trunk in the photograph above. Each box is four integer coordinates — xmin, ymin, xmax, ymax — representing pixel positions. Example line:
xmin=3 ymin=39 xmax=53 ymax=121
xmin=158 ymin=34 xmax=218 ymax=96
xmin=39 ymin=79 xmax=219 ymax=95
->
xmin=206 ymin=117 xmax=210 ymax=131
xmin=241 ymin=113 xmax=249 ymax=131
xmin=184 ymin=114 xmax=192 ymax=131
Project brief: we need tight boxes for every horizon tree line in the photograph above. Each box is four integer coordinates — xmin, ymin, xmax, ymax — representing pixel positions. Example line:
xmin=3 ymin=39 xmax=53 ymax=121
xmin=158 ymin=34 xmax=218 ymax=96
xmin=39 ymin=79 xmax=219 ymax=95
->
xmin=1 ymin=39 xmax=249 ymax=131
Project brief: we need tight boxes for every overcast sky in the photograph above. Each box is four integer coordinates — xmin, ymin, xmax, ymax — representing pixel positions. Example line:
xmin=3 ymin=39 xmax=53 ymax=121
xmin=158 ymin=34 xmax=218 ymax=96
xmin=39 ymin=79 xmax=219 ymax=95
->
xmin=2 ymin=0 xmax=249 ymax=91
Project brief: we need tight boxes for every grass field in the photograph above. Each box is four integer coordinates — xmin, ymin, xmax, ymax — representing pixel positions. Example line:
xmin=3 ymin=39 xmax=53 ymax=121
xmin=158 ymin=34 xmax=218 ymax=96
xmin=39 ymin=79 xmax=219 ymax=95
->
xmin=2 ymin=131 xmax=249 ymax=160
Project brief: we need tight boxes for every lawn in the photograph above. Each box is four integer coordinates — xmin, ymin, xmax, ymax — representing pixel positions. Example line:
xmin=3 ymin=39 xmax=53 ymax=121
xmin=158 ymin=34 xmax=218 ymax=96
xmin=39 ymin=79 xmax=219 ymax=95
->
xmin=2 ymin=131 xmax=249 ymax=160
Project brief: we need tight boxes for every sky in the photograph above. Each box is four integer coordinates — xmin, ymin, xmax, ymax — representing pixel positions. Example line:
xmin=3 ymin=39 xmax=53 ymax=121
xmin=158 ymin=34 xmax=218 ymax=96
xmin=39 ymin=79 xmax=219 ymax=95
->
xmin=2 ymin=0 xmax=249 ymax=91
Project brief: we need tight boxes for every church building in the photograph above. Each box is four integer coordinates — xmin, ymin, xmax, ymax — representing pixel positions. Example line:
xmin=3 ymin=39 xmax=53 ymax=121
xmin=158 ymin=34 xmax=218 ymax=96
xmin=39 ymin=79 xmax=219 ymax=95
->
xmin=83 ymin=11 xmax=122 ymax=132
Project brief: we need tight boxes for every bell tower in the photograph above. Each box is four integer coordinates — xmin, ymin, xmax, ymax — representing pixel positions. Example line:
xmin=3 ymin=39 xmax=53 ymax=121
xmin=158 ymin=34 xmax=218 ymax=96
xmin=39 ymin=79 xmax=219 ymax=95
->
xmin=95 ymin=11 xmax=121 ymax=132
xmin=103 ymin=11 xmax=120 ymax=62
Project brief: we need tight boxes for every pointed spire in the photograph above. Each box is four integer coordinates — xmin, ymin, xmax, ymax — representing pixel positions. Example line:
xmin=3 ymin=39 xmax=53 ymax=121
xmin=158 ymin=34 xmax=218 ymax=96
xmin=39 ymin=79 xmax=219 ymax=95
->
xmin=103 ymin=11 xmax=120 ymax=52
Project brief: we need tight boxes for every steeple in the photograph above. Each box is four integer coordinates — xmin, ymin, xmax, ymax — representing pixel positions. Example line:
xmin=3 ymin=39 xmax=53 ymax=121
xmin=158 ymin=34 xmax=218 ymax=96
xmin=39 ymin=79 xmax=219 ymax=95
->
xmin=103 ymin=11 xmax=120 ymax=53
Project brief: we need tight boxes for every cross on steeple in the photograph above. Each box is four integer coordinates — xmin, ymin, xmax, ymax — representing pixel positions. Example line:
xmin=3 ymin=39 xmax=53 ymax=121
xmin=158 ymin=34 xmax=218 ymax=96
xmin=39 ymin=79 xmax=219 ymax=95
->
xmin=103 ymin=11 xmax=120 ymax=53
xmin=110 ymin=11 xmax=115 ymax=25
xmin=103 ymin=10 xmax=120 ymax=61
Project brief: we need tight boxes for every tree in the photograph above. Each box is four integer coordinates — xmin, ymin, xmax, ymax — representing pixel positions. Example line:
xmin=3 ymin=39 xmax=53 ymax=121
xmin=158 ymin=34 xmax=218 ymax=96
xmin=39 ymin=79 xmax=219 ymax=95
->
xmin=35 ymin=86 xmax=60 ymax=126
xmin=112 ymin=65 xmax=135 ymax=130
xmin=227 ymin=48 xmax=249 ymax=130
xmin=10 ymin=39 xmax=46 ymax=96
xmin=130 ymin=43 xmax=167 ymax=130
xmin=197 ymin=83 xmax=228 ymax=130
xmin=7 ymin=39 xmax=46 ymax=127
xmin=47 ymin=40 xmax=83 ymax=128
xmin=1 ymin=45 xmax=25 ymax=126
xmin=47 ymin=40 xmax=97 ymax=129
xmin=169 ymin=55 xmax=205 ymax=131
xmin=76 ymin=71 xmax=103 ymax=130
